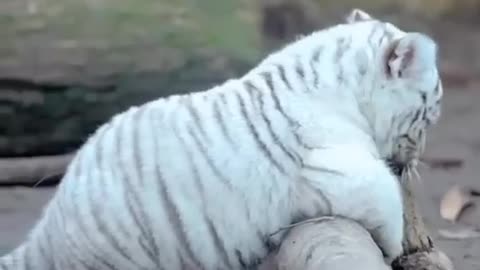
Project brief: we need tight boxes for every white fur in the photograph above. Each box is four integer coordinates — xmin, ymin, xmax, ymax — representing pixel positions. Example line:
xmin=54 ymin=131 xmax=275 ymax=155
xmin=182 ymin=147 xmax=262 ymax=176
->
xmin=0 ymin=9 xmax=442 ymax=270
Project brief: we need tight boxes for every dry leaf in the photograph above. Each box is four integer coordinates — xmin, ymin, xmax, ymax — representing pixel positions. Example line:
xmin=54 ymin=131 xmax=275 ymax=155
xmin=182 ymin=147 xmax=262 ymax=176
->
xmin=440 ymin=185 xmax=473 ymax=222
xmin=438 ymin=226 xmax=480 ymax=240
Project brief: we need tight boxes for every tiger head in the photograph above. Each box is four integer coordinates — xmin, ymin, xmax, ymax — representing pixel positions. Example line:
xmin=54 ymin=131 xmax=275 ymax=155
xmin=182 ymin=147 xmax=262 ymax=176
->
xmin=346 ymin=9 xmax=443 ymax=171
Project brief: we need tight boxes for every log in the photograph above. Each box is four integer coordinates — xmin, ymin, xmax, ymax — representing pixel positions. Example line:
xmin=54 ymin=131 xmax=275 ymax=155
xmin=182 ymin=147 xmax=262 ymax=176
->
xmin=0 ymin=153 xmax=74 ymax=186
xmin=260 ymin=217 xmax=390 ymax=270
xmin=0 ymin=0 xmax=259 ymax=157
xmin=260 ymin=168 xmax=455 ymax=270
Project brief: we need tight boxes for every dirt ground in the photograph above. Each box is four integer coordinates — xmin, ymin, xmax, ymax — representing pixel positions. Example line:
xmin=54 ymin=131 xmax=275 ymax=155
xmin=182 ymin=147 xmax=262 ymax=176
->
xmin=0 ymin=85 xmax=479 ymax=269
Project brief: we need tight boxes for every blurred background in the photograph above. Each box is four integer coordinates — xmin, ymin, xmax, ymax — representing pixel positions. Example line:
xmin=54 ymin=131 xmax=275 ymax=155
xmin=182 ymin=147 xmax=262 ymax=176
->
xmin=0 ymin=0 xmax=479 ymax=268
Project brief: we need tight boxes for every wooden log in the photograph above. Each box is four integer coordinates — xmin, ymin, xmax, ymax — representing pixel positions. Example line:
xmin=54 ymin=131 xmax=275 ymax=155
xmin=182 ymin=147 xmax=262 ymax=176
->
xmin=0 ymin=153 xmax=74 ymax=186
xmin=260 ymin=169 xmax=455 ymax=270
xmin=259 ymin=217 xmax=390 ymax=270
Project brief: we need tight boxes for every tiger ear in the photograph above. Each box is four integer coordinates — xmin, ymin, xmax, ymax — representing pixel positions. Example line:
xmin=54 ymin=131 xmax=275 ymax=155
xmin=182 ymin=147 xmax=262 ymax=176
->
xmin=345 ymin=9 xmax=373 ymax=23
xmin=385 ymin=33 xmax=437 ymax=79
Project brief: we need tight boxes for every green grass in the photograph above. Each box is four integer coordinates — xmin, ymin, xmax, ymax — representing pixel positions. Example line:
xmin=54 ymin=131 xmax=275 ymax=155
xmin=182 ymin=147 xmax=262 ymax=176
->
xmin=30 ymin=0 xmax=262 ymax=61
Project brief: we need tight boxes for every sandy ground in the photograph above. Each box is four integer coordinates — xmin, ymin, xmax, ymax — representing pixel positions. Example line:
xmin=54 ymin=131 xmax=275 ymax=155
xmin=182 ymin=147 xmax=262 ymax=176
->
xmin=0 ymin=86 xmax=479 ymax=269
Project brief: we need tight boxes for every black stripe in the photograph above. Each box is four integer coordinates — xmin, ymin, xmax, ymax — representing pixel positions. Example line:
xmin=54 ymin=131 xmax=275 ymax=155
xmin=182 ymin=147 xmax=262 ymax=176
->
xmin=235 ymin=249 xmax=248 ymax=269
xmin=400 ymin=134 xmax=416 ymax=146
xmin=185 ymin=97 xmax=211 ymax=144
xmin=205 ymin=217 xmax=232 ymax=269
xmin=90 ymin=125 xmax=143 ymax=268
xmin=384 ymin=117 xmax=396 ymax=146
xmin=295 ymin=58 xmax=312 ymax=92
xmin=312 ymin=46 xmax=323 ymax=63
xmin=72 ymin=155 xmax=116 ymax=270
xmin=68 ymin=235 xmax=99 ymax=270
xmin=411 ymin=109 xmax=422 ymax=124
xmin=152 ymin=115 xmax=205 ymax=270
xmin=101 ymin=123 xmax=145 ymax=266
xmin=100 ymin=123 xmax=137 ymax=243
xmin=122 ymin=163 xmax=157 ymax=267
xmin=174 ymin=111 xmax=259 ymax=269
xmin=335 ymin=37 xmax=351 ymax=82
xmin=131 ymin=109 xmax=162 ymax=265
xmin=87 ymin=173 xmax=139 ymax=268
xmin=70 ymin=152 xmax=117 ymax=270
xmin=309 ymin=57 xmax=320 ymax=88
xmin=421 ymin=107 xmax=428 ymax=122
xmin=396 ymin=111 xmax=414 ymax=132
xmin=274 ymin=63 xmax=293 ymax=91
xmin=37 ymin=228 xmax=57 ymax=269
xmin=266 ymin=73 xmax=310 ymax=150
xmin=118 ymin=108 xmax=160 ymax=267
xmin=256 ymin=74 xmax=300 ymax=165
xmin=55 ymin=198 xmax=97 ymax=270
xmin=213 ymin=94 xmax=238 ymax=149
xmin=335 ymin=37 xmax=347 ymax=59
xmin=299 ymin=176 xmax=333 ymax=215
xmin=425 ymin=108 xmax=433 ymax=126
xmin=187 ymin=126 xmax=234 ymax=190
xmin=235 ymin=89 xmax=288 ymax=175
xmin=95 ymin=125 xmax=111 ymax=170
xmin=434 ymin=79 xmax=441 ymax=96
xmin=355 ymin=50 xmax=368 ymax=76
xmin=80 ymin=194 xmax=118 ymax=268
xmin=36 ymin=238 xmax=49 ymax=265
xmin=50 ymin=203 xmax=80 ymax=270
xmin=184 ymin=126 xmax=234 ymax=268
xmin=420 ymin=92 xmax=427 ymax=103
xmin=264 ymin=74 xmax=298 ymax=128
xmin=40 ymin=218 xmax=58 ymax=269
xmin=295 ymin=60 xmax=305 ymax=80
xmin=263 ymin=70 xmax=300 ymax=129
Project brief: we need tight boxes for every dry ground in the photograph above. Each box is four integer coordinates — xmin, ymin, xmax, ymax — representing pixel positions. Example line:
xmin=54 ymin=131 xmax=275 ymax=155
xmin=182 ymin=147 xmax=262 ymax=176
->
xmin=0 ymin=85 xmax=479 ymax=269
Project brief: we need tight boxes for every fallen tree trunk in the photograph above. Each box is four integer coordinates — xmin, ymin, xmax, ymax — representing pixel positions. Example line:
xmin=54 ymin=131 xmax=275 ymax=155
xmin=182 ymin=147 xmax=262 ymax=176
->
xmin=260 ymin=169 xmax=455 ymax=270
xmin=0 ymin=153 xmax=74 ymax=186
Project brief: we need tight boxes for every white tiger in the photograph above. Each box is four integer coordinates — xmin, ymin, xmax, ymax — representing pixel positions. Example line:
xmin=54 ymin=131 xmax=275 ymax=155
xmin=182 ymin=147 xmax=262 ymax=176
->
xmin=0 ymin=9 xmax=442 ymax=270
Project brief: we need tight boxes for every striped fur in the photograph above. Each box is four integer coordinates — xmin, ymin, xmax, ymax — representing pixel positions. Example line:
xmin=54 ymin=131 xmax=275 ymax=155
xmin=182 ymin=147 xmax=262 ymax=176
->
xmin=0 ymin=9 xmax=442 ymax=270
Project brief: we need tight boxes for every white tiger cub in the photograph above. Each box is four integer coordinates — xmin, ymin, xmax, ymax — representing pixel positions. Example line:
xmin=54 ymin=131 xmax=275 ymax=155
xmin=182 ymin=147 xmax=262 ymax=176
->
xmin=0 ymin=9 xmax=442 ymax=270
